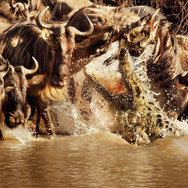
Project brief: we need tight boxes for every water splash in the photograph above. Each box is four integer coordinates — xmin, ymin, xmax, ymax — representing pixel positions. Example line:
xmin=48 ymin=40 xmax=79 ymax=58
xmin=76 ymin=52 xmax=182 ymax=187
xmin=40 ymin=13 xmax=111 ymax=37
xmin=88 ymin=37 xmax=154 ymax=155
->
xmin=0 ymin=122 xmax=36 ymax=143
xmin=50 ymin=89 xmax=117 ymax=136
xmin=51 ymin=100 xmax=93 ymax=136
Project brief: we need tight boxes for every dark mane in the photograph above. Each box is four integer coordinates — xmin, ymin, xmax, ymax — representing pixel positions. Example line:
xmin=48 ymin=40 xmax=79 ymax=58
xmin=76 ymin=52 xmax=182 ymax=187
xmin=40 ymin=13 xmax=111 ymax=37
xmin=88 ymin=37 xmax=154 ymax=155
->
xmin=0 ymin=22 xmax=54 ymax=76
xmin=147 ymin=23 xmax=182 ymax=83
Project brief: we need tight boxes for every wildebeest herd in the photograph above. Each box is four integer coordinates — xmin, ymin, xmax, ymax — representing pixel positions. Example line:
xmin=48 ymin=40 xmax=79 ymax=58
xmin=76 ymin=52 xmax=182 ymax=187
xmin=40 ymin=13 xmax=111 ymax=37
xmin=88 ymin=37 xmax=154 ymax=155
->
xmin=0 ymin=0 xmax=187 ymax=145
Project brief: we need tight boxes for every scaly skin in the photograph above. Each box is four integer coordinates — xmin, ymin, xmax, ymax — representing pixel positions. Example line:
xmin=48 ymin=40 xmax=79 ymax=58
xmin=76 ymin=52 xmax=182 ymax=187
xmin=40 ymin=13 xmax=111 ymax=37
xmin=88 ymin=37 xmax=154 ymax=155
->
xmin=85 ymin=41 xmax=187 ymax=146
xmin=117 ymin=48 xmax=185 ymax=145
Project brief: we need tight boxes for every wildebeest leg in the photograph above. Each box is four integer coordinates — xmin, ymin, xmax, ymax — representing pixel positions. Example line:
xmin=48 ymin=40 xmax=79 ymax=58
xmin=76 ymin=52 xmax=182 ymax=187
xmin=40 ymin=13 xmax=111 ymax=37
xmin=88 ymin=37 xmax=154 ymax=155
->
xmin=94 ymin=26 xmax=117 ymax=57
xmin=68 ymin=70 xmax=92 ymax=121
xmin=0 ymin=129 xmax=3 ymax=139
xmin=25 ymin=10 xmax=30 ymax=21
xmin=35 ymin=105 xmax=41 ymax=136
xmin=26 ymin=95 xmax=39 ymax=136
xmin=68 ymin=76 xmax=75 ymax=104
xmin=27 ymin=95 xmax=37 ymax=120
xmin=23 ymin=101 xmax=31 ymax=128
xmin=27 ymin=96 xmax=56 ymax=137
xmin=103 ymin=38 xmax=127 ymax=66
xmin=22 ymin=101 xmax=38 ymax=133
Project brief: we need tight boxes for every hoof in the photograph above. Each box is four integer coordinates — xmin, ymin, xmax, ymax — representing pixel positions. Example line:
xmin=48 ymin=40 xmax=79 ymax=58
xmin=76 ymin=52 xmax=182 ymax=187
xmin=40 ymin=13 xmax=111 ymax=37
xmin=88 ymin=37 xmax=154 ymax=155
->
xmin=32 ymin=131 xmax=39 ymax=138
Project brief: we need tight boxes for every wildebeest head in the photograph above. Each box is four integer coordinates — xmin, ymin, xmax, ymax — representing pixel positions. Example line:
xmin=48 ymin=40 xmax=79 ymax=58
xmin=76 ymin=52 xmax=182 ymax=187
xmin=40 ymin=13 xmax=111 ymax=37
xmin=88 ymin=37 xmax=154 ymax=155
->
xmin=0 ymin=6 xmax=93 ymax=101
xmin=121 ymin=7 xmax=182 ymax=81
xmin=36 ymin=6 xmax=94 ymax=88
xmin=0 ymin=55 xmax=10 ymax=111
xmin=2 ymin=57 xmax=38 ymax=128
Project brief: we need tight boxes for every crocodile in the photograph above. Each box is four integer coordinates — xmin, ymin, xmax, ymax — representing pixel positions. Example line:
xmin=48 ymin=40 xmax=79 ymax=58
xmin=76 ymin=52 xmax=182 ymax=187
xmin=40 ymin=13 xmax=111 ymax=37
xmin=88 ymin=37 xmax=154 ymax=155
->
xmin=85 ymin=39 xmax=188 ymax=146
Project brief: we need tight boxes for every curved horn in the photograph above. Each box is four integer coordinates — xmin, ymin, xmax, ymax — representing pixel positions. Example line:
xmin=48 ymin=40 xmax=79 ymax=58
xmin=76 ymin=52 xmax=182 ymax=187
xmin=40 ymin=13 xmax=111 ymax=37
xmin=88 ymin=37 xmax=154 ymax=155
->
xmin=9 ymin=65 xmax=15 ymax=74
xmin=37 ymin=6 xmax=67 ymax=35
xmin=37 ymin=6 xmax=67 ymax=32
xmin=25 ymin=0 xmax=30 ymax=9
xmin=21 ymin=57 xmax=39 ymax=76
xmin=38 ymin=7 xmax=94 ymax=37
xmin=66 ymin=14 xmax=94 ymax=37
xmin=10 ymin=0 xmax=17 ymax=9
xmin=37 ymin=6 xmax=53 ymax=29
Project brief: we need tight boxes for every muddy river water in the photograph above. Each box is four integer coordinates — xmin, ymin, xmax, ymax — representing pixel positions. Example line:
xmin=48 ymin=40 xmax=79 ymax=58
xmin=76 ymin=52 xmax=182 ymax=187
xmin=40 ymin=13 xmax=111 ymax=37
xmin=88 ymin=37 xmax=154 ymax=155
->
xmin=0 ymin=131 xmax=188 ymax=188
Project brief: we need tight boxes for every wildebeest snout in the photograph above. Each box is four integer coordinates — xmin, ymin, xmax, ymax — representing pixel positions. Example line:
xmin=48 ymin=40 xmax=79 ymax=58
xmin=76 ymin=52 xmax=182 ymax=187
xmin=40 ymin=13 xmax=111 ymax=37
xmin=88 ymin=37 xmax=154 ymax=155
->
xmin=51 ymin=64 xmax=69 ymax=88
xmin=50 ymin=75 xmax=68 ymax=88
xmin=7 ymin=110 xmax=25 ymax=127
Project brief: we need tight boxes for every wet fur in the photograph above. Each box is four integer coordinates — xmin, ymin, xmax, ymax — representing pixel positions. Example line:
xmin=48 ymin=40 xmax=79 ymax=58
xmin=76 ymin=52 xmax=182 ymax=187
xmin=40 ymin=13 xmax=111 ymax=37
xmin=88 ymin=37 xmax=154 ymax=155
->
xmin=2 ymin=66 xmax=29 ymax=128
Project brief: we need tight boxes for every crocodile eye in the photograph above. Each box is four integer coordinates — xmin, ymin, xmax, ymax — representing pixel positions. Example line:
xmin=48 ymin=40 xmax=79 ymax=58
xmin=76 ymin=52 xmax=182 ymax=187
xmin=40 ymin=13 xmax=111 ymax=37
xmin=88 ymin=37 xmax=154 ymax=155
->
xmin=129 ymin=48 xmax=144 ymax=57
xmin=129 ymin=49 xmax=137 ymax=56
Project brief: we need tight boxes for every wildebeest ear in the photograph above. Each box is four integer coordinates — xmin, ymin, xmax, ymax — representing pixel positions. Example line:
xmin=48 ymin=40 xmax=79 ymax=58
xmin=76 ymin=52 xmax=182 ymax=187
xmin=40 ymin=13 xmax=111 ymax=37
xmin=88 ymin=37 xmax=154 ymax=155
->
xmin=27 ymin=74 xmax=46 ymax=85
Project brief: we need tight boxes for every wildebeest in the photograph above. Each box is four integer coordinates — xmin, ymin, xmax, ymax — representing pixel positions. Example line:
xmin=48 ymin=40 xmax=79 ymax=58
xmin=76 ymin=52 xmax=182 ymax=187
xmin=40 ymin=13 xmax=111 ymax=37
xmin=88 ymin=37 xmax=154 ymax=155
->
xmin=10 ymin=0 xmax=32 ymax=21
xmin=0 ymin=6 xmax=94 ymax=136
xmin=0 ymin=56 xmax=9 ymax=138
xmin=0 ymin=0 xmax=32 ymax=23
xmin=40 ymin=4 xmax=187 ymax=122
xmin=28 ymin=0 xmax=82 ymax=22
xmin=1 ymin=55 xmax=38 ymax=129
xmin=0 ymin=55 xmax=10 ymax=112
xmin=64 ymin=5 xmax=164 ymax=74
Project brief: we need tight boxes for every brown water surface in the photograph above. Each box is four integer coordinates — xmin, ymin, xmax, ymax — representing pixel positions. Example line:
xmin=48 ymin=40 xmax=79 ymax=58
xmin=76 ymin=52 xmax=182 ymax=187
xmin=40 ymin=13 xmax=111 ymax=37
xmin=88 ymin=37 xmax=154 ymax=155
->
xmin=0 ymin=132 xmax=188 ymax=188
